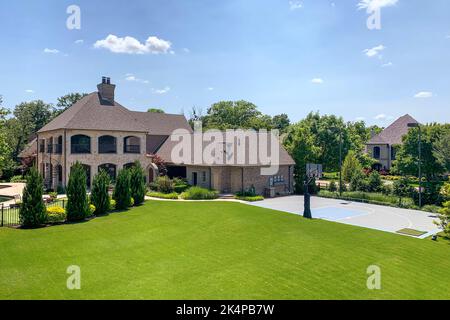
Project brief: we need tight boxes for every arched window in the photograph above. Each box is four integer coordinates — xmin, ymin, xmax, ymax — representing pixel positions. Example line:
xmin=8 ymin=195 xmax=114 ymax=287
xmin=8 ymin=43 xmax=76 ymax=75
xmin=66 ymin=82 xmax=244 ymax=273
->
xmin=124 ymin=136 xmax=140 ymax=154
xmin=71 ymin=135 xmax=91 ymax=154
xmin=99 ymin=164 xmax=117 ymax=181
xmin=373 ymin=146 xmax=381 ymax=159
xmin=98 ymin=135 xmax=117 ymax=154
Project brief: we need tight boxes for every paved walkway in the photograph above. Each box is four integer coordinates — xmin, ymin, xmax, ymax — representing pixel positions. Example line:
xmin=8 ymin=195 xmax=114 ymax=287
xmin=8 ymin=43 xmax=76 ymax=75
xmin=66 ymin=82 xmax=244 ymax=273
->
xmin=249 ymin=195 xmax=441 ymax=239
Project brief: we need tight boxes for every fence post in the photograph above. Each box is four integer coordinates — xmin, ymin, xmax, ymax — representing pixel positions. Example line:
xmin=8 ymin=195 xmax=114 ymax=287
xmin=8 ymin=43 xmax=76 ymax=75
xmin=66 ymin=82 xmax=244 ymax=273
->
xmin=1 ymin=204 xmax=3 ymax=227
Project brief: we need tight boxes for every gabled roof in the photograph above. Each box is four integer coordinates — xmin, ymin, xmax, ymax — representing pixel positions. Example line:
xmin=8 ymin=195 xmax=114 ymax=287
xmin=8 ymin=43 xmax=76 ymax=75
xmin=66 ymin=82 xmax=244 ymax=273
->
xmin=38 ymin=93 xmax=191 ymax=135
xmin=367 ymin=114 xmax=419 ymax=145
xmin=155 ymin=134 xmax=295 ymax=166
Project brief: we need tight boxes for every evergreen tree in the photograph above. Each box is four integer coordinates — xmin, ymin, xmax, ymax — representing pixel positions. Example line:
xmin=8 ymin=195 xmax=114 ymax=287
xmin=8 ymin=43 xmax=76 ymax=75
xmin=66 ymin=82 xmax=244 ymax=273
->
xmin=113 ymin=169 xmax=131 ymax=210
xmin=19 ymin=167 xmax=46 ymax=228
xmin=342 ymin=150 xmax=363 ymax=183
xmin=130 ymin=161 xmax=146 ymax=205
xmin=66 ymin=162 xmax=89 ymax=221
xmin=91 ymin=169 xmax=111 ymax=215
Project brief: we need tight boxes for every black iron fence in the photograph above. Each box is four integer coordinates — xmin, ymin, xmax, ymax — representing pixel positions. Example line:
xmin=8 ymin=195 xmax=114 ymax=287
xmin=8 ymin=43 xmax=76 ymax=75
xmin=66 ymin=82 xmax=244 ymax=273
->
xmin=1 ymin=199 xmax=66 ymax=228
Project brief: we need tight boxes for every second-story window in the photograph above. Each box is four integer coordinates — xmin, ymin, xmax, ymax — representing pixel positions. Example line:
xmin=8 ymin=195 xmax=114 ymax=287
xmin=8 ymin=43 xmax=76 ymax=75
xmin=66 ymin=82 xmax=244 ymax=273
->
xmin=124 ymin=136 xmax=140 ymax=154
xmin=71 ymin=135 xmax=91 ymax=154
xmin=373 ymin=146 xmax=381 ymax=160
xmin=39 ymin=139 xmax=45 ymax=153
xmin=54 ymin=136 xmax=63 ymax=154
xmin=98 ymin=135 xmax=117 ymax=154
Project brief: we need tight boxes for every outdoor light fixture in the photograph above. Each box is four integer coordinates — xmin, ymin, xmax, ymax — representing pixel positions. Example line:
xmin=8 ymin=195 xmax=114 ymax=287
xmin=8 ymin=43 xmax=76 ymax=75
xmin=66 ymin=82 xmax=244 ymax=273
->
xmin=407 ymin=122 xmax=422 ymax=208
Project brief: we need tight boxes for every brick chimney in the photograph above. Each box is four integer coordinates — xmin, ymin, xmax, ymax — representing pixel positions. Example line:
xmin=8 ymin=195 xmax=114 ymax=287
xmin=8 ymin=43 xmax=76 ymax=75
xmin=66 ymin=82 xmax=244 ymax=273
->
xmin=97 ymin=77 xmax=115 ymax=105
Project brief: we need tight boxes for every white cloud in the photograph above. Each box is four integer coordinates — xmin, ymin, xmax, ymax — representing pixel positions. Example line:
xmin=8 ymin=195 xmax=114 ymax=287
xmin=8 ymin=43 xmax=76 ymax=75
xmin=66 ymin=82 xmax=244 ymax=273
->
xmin=363 ymin=45 xmax=385 ymax=57
xmin=414 ymin=91 xmax=433 ymax=98
xmin=44 ymin=48 xmax=60 ymax=54
xmin=207 ymin=87 xmax=214 ymax=91
xmin=311 ymin=78 xmax=324 ymax=84
xmin=381 ymin=62 xmax=393 ymax=67
xmin=357 ymin=0 xmax=398 ymax=12
xmin=94 ymin=34 xmax=172 ymax=54
xmin=25 ymin=89 xmax=35 ymax=93
xmin=289 ymin=1 xmax=303 ymax=10
xmin=74 ymin=39 xmax=84 ymax=44
xmin=152 ymin=86 xmax=170 ymax=94
xmin=374 ymin=114 xmax=393 ymax=120
xmin=125 ymin=74 xmax=149 ymax=84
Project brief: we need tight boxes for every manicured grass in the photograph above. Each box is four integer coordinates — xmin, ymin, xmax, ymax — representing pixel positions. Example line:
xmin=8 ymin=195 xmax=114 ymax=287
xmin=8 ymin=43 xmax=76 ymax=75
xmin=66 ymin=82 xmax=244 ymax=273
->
xmin=1 ymin=200 xmax=450 ymax=300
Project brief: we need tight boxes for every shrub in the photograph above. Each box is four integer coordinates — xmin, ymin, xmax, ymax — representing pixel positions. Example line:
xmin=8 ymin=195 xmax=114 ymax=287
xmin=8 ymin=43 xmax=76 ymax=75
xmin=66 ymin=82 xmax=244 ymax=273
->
xmin=10 ymin=175 xmax=27 ymax=183
xmin=56 ymin=185 xmax=66 ymax=195
xmin=435 ymin=201 xmax=450 ymax=237
xmin=235 ymin=195 xmax=264 ymax=202
xmin=381 ymin=184 xmax=393 ymax=196
xmin=90 ymin=169 xmax=111 ymax=215
xmin=422 ymin=205 xmax=442 ymax=214
xmin=350 ymin=171 xmax=367 ymax=192
xmin=236 ymin=186 xmax=257 ymax=197
xmin=110 ymin=199 xmax=116 ymax=211
xmin=328 ymin=181 xmax=337 ymax=192
xmin=342 ymin=151 xmax=363 ymax=182
xmin=130 ymin=197 xmax=135 ymax=207
xmin=113 ymin=169 xmax=132 ymax=210
xmin=174 ymin=184 xmax=190 ymax=194
xmin=147 ymin=192 xmax=179 ymax=200
xmin=155 ymin=176 xmax=174 ymax=194
xmin=367 ymin=171 xmax=382 ymax=192
xmin=88 ymin=204 xmax=96 ymax=217
xmin=66 ymin=162 xmax=90 ymax=222
xmin=181 ymin=187 xmax=219 ymax=200
xmin=19 ymin=167 xmax=46 ymax=228
xmin=46 ymin=206 xmax=66 ymax=223
xmin=414 ymin=181 xmax=444 ymax=206
xmin=393 ymin=177 xmax=415 ymax=206
xmin=48 ymin=192 xmax=58 ymax=202
xmin=130 ymin=161 xmax=146 ymax=205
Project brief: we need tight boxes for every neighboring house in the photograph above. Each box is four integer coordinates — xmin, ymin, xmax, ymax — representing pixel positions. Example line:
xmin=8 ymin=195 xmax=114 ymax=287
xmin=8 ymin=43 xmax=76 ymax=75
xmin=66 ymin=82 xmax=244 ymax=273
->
xmin=35 ymin=77 xmax=295 ymax=196
xmin=366 ymin=114 xmax=419 ymax=171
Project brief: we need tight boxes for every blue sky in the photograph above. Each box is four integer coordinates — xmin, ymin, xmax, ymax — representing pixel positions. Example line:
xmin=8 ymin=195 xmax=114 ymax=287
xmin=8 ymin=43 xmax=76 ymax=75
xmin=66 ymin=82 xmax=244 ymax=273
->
xmin=0 ymin=0 xmax=449 ymax=126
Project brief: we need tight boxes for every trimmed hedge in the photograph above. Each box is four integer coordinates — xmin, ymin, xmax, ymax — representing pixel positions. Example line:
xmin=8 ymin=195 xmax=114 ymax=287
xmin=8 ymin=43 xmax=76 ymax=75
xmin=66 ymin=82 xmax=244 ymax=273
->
xmin=147 ymin=192 xmax=179 ymax=200
xmin=181 ymin=187 xmax=219 ymax=200
xmin=235 ymin=195 xmax=264 ymax=202
xmin=46 ymin=207 xmax=66 ymax=223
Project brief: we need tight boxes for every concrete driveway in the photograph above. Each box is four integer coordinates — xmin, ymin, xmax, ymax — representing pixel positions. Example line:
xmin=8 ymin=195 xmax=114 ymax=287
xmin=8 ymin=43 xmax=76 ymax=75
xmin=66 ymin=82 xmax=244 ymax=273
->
xmin=249 ymin=196 xmax=441 ymax=239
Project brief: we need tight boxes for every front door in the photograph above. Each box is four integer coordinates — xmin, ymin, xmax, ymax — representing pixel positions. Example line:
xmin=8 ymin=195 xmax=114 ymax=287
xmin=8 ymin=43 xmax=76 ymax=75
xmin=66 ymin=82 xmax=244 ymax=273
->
xmin=192 ymin=172 xmax=198 ymax=186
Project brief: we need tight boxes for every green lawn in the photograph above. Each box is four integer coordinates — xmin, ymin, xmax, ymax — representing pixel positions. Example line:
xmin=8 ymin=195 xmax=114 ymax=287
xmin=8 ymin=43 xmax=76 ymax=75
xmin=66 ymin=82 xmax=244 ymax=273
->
xmin=1 ymin=200 xmax=449 ymax=300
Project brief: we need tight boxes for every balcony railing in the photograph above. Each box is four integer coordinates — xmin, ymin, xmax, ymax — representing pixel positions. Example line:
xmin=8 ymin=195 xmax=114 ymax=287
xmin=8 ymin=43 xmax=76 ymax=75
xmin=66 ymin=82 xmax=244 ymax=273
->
xmin=71 ymin=144 xmax=91 ymax=154
xmin=124 ymin=145 xmax=140 ymax=154
xmin=98 ymin=143 xmax=117 ymax=154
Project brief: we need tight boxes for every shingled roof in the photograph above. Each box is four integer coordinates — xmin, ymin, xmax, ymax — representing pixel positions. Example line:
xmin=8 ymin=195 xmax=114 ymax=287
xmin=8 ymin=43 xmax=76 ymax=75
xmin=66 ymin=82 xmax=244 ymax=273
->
xmin=367 ymin=114 xmax=419 ymax=145
xmin=38 ymin=92 xmax=191 ymax=134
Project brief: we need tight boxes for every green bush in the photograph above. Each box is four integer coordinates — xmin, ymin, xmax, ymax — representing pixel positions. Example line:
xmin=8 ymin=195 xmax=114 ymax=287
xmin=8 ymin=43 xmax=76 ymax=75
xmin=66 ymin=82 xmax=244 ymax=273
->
xmin=435 ymin=201 xmax=450 ymax=237
xmin=113 ymin=169 xmax=132 ymax=210
xmin=342 ymin=151 xmax=362 ymax=183
xmin=90 ymin=169 xmax=111 ymax=215
xmin=130 ymin=161 xmax=146 ymax=205
xmin=236 ymin=186 xmax=257 ymax=197
xmin=88 ymin=204 xmax=96 ymax=217
xmin=10 ymin=175 xmax=27 ymax=183
xmin=66 ymin=162 xmax=90 ymax=222
xmin=155 ymin=176 xmax=174 ymax=194
xmin=235 ymin=195 xmax=264 ymax=202
xmin=174 ymin=184 xmax=190 ymax=193
xmin=181 ymin=187 xmax=219 ymax=200
xmin=19 ymin=167 xmax=46 ymax=228
xmin=147 ymin=192 xmax=179 ymax=199
xmin=130 ymin=197 xmax=135 ymax=207
xmin=46 ymin=206 xmax=66 ymax=223
xmin=110 ymin=199 xmax=116 ymax=210
xmin=367 ymin=171 xmax=382 ymax=192
xmin=328 ymin=181 xmax=337 ymax=192
xmin=422 ymin=205 xmax=442 ymax=214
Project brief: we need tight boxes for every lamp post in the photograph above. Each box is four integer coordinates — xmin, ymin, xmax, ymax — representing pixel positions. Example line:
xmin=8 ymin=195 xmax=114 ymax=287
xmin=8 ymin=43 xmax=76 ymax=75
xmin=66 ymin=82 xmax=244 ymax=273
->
xmin=407 ymin=122 xmax=422 ymax=207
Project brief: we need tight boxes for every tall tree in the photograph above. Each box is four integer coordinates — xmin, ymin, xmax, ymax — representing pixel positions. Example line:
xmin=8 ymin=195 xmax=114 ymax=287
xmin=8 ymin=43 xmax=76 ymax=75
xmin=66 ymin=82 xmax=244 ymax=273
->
xmin=113 ymin=169 xmax=131 ymax=209
xmin=53 ymin=93 xmax=88 ymax=117
xmin=19 ymin=167 xmax=46 ymax=228
xmin=130 ymin=161 xmax=146 ymax=205
xmin=433 ymin=130 xmax=450 ymax=172
xmin=0 ymin=96 xmax=13 ymax=177
xmin=272 ymin=114 xmax=290 ymax=133
xmin=393 ymin=124 xmax=449 ymax=181
xmin=66 ymin=162 xmax=90 ymax=221
xmin=90 ymin=169 xmax=111 ymax=215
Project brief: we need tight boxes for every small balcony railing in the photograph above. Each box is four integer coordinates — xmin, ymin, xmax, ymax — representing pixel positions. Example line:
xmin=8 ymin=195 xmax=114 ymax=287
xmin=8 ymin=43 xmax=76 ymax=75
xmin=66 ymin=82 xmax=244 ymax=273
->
xmin=98 ymin=144 xmax=117 ymax=154
xmin=71 ymin=144 xmax=91 ymax=154
xmin=124 ymin=145 xmax=140 ymax=154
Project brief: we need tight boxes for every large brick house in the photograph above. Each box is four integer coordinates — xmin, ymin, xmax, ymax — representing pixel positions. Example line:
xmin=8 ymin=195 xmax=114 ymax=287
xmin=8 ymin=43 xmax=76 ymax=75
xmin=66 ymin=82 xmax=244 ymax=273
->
xmin=33 ymin=78 xmax=295 ymax=196
xmin=366 ymin=114 xmax=418 ymax=171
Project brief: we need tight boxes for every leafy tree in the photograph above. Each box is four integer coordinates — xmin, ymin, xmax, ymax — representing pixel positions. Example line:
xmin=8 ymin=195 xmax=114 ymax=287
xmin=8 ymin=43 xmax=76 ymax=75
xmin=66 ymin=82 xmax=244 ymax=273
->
xmin=90 ymin=169 xmax=111 ymax=215
xmin=350 ymin=170 xmax=367 ymax=192
xmin=113 ymin=169 xmax=132 ymax=209
xmin=342 ymin=150 xmax=362 ymax=183
xmin=272 ymin=114 xmax=290 ymax=133
xmin=66 ymin=162 xmax=90 ymax=221
xmin=0 ymin=97 xmax=13 ymax=177
xmin=147 ymin=108 xmax=165 ymax=113
xmin=367 ymin=171 xmax=382 ymax=192
xmin=441 ymin=179 xmax=450 ymax=201
xmin=433 ymin=130 xmax=450 ymax=172
xmin=53 ymin=93 xmax=88 ymax=117
xmin=328 ymin=180 xmax=337 ymax=192
xmin=435 ymin=201 xmax=450 ymax=237
xmin=130 ymin=161 xmax=146 ymax=205
xmin=394 ymin=124 xmax=448 ymax=181
xmin=393 ymin=177 xmax=415 ymax=206
xmin=19 ymin=167 xmax=46 ymax=228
